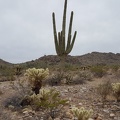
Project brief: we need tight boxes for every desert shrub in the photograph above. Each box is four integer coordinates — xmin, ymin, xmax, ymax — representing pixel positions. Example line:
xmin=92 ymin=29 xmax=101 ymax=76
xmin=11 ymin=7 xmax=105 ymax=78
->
xmin=30 ymin=88 xmax=68 ymax=118
xmin=0 ymin=105 xmax=12 ymax=120
xmin=6 ymin=74 xmax=16 ymax=82
xmin=90 ymin=66 xmax=106 ymax=78
xmin=64 ymin=63 xmax=79 ymax=71
xmin=65 ymin=74 xmax=73 ymax=85
xmin=45 ymin=72 xmax=64 ymax=86
xmin=9 ymin=79 xmax=34 ymax=107
xmin=24 ymin=68 xmax=49 ymax=94
xmin=78 ymin=71 xmax=92 ymax=81
xmin=97 ymin=81 xmax=112 ymax=103
xmin=3 ymin=93 xmax=23 ymax=108
xmin=72 ymin=72 xmax=92 ymax=85
xmin=13 ymin=65 xmax=22 ymax=76
xmin=71 ymin=107 xmax=93 ymax=120
xmin=3 ymin=80 xmax=32 ymax=108
xmin=0 ymin=76 xmax=15 ymax=82
xmin=111 ymin=65 xmax=119 ymax=72
xmin=11 ymin=79 xmax=33 ymax=97
xmin=111 ymin=83 xmax=120 ymax=102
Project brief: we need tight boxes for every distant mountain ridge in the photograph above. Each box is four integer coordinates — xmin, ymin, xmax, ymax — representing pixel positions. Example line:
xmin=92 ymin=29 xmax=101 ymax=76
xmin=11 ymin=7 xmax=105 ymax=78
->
xmin=34 ymin=52 xmax=120 ymax=66
xmin=76 ymin=52 xmax=120 ymax=65
xmin=0 ymin=52 xmax=120 ymax=66
xmin=0 ymin=58 xmax=12 ymax=66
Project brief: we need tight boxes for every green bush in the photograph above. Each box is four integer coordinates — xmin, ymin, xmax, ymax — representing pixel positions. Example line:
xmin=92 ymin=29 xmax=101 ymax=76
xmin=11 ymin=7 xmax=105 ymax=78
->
xmin=111 ymin=65 xmax=119 ymax=72
xmin=90 ymin=66 xmax=106 ymax=78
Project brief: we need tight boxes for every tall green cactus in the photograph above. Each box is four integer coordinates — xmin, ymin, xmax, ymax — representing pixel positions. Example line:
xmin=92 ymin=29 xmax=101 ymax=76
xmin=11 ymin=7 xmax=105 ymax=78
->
xmin=52 ymin=0 xmax=77 ymax=57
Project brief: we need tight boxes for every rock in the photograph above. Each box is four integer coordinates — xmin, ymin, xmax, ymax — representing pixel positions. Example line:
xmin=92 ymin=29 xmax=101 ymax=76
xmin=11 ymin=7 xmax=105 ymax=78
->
xmin=22 ymin=106 xmax=32 ymax=112
xmin=61 ymin=78 xmax=66 ymax=84
xmin=78 ymin=102 xmax=83 ymax=106
xmin=69 ymin=97 xmax=72 ymax=101
xmin=66 ymin=100 xmax=70 ymax=104
xmin=22 ymin=106 xmax=34 ymax=115
xmin=103 ymin=109 xmax=109 ymax=113
xmin=81 ymin=87 xmax=87 ymax=92
xmin=88 ymin=118 xmax=94 ymax=120
xmin=66 ymin=111 xmax=73 ymax=119
xmin=48 ymin=117 xmax=53 ymax=120
xmin=110 ymin=113 xmax=115 ymax=118
xmin=54 ymin=118 xmax=60 ymax=120
xmin=64 ymin=89 xmax=68 ymax=93
xmin=94 ymin=114 xmax=103 ymax=120
xmin=96 ymin=116 xmax=102 ymax=120
xmin=23 ymin=111 xmax=29 ymax=114
xmin=114 ymin=117 xmax=119 ymax=120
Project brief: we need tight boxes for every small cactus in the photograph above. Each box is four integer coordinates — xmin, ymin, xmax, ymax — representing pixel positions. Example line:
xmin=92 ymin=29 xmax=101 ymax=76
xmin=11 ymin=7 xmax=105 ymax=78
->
xmin=24 ymin=68 xmax=49 ymax=94
xmin=30 ymin=88 xmax=68 ymax=111
xmin=111 ymin=83 xmax=120 ymax=101
xmin=71 ymin=107 xmax=93 ymax=120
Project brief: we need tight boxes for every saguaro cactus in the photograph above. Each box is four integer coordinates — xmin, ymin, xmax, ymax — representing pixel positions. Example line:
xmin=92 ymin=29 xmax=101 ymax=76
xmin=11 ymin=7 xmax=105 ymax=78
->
xmin=52 ymin=0 xmax=77 ymax=59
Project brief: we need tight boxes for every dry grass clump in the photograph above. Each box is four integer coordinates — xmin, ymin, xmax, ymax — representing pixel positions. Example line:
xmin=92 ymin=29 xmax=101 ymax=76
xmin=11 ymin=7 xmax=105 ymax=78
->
xmin=0 ymin=105 xmax=12 ymax=120
xmin=97 ymin=81 xmax=112 ymax=104
xmin=71 ymin=71 xmax=92 ymax=85
xmin=90 ymin=66 xmax=107 ymax=78
xmin=45 ymin=71 xmax=64 ymax=86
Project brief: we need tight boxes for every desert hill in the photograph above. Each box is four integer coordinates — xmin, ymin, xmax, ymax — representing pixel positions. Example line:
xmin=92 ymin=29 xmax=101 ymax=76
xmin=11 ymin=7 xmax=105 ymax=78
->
xmin=0 ymin=52 xmax=120 ymax=67
xmin=31 ymin=52 xmax=120 ymax=66
xmin=0 ymin=59 xmax=12 ymax=67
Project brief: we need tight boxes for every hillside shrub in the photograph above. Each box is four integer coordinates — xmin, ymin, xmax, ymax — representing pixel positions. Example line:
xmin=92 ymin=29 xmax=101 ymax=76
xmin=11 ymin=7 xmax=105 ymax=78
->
xmin=72 ymin=71 xmax=92 ymax=85
xmin=45 ymin=72 xmax=64 ymax=86
xmin=111 ymin=65 xmax=119 ymax=72
xmin=90 ymin=66 xmax=106 ymax=78
xmin=97 ymin=81 xmax=112 ymax=104
xmin=0 ymin=105 xmax=12 ymax=120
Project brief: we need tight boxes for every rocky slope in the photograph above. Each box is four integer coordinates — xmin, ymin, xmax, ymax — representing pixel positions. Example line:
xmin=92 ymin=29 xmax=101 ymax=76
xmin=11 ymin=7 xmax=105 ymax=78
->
xmin=0 ymin=52 xmax=120 ymax=66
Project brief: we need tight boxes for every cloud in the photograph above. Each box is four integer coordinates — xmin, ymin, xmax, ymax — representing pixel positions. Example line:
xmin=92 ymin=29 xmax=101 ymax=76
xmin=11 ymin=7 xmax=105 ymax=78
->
xmin=0 ymin=0 xmax=120 ymax=63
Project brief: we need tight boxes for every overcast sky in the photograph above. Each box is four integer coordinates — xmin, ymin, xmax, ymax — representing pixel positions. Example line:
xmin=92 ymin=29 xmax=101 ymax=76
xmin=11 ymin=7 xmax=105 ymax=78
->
xmin=0 ymin=0 xmax=120 ymax=63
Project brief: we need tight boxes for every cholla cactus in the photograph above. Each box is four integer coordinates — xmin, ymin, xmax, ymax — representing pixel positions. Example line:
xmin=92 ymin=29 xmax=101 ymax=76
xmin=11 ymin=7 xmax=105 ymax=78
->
xmin=30 ymin=88 xmax=68 ymax=111
xmin=71 ymin=107 xmax=93 ymax=120
xmin=111 ymin=83 xmax=120 ymax=101
xmin=24 ymin=68 xmax=49 ymax=94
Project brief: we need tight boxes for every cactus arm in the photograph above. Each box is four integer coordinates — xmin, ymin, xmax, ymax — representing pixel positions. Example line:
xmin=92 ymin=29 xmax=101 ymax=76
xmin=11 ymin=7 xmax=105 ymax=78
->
xmin=66 ymin=31 xmax=77 ymax=54
xmin=58 ymin=32 xmax=62 ymax=55
xmin=66 ymin=11 xmax=73 ymax=51
xmin=62 ymin=0 xmax=67 ymax=53
xmin=52 ymin=12 xmax=59 ymax=55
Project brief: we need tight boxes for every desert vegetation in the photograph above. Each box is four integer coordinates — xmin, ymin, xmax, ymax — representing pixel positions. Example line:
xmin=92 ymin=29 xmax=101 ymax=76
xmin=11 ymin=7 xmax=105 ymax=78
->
xmin=0 ymin=0 xmax=120 ymax=120
xmin=0 ymin=59 xmax=120 ymax=120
